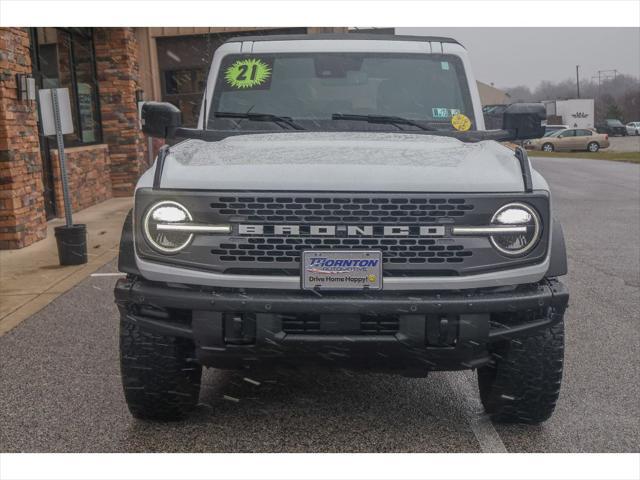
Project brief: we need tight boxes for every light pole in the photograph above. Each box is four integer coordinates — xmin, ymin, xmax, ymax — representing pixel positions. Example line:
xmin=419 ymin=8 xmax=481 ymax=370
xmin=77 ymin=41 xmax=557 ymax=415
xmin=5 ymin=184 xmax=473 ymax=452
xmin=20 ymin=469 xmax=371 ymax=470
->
xmin=576 ymin=65 xmax=580 ymax=98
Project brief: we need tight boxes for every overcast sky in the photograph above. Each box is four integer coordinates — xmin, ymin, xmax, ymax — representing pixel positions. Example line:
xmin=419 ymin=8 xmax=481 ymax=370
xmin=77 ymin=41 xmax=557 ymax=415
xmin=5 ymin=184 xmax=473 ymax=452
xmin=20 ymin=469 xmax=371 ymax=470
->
xmin=397 ymin=28 xmax=640 ymax=89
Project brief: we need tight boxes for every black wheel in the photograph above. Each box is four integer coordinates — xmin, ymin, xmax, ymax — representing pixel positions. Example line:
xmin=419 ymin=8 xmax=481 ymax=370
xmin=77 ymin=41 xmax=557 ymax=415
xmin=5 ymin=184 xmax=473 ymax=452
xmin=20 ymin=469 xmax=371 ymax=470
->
xmin=587 ymin=141 xmax=600 ymax=152
xmin=120 ymin=316 xmax=202 ymax=420
xmin=541 ymin=143 xmax=554 ymax=152
xmin=477 ymin=317 xmax=564 ymax=424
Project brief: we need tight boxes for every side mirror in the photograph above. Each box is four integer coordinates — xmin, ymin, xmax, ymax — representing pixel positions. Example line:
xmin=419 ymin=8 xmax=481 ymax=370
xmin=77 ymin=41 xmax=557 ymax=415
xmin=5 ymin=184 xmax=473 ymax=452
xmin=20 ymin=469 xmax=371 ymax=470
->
xmin=141 ymin=102 xmax=182 ymax=138
xmin=501 ymin=103 xmax=546 ymax=141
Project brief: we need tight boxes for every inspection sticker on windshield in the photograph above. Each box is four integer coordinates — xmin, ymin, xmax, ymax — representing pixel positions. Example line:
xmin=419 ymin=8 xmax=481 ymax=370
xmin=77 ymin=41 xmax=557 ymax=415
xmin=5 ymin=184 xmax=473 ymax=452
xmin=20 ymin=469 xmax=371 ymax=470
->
xmin=302 ymin=250 xmax=382 ymax=291
xmin=432 ymin=107 xmax=460 ymax=119
xmin=223 ymin=57 xmax=273 ymax=89
xmin=451 ymin=113 xmax=472 ymax=131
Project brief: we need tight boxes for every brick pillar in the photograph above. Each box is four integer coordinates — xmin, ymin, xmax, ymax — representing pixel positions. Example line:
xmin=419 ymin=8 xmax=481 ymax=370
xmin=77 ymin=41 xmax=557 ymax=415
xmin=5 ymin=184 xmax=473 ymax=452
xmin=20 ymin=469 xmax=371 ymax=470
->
xmin=94 ymin=28 xmax=147 ymax=197
xmin=0 ymin=28 xmax=47 ymax=249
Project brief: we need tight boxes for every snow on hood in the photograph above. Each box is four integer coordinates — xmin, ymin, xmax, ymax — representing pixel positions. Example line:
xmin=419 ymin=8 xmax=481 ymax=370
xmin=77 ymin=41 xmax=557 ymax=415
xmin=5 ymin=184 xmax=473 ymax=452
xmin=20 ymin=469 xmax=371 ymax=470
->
xmin=159 ymin=132 xmax=526 ymax=192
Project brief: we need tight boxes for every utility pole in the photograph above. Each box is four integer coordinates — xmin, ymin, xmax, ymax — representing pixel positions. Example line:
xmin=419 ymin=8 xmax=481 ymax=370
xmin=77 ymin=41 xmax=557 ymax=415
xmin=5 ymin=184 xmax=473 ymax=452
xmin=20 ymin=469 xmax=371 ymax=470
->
xmin=591 ymin=74 xmax=601 ymax=94
xmin=597 ymin=69 xmax=618 ymax=85
xmin=591 ymin=69 xmax=619 ymax=96
xmin=590 ymin=69 xmax=621 ymax=125
xmin=576 ymin=65 xmax=580 ymax=98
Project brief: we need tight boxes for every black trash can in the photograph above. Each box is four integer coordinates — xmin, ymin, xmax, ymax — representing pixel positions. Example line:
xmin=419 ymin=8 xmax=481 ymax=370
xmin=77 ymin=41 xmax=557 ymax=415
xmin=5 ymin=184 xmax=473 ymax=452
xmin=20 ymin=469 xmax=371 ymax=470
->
xmin=54 ymin=224 xmax=88 ymax=265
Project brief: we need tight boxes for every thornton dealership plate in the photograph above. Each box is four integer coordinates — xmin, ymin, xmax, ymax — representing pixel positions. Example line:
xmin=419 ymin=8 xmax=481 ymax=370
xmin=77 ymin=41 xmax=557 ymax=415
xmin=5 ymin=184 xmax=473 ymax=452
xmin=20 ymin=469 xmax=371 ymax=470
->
xmin=301 ymin=250 xmax=383 ymax=291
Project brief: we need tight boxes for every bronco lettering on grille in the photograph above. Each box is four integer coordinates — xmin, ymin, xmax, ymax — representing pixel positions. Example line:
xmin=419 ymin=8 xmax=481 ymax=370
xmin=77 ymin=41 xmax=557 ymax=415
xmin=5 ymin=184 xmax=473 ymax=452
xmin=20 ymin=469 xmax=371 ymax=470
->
xmin=238 ymin=225 xmax=446 ymax=236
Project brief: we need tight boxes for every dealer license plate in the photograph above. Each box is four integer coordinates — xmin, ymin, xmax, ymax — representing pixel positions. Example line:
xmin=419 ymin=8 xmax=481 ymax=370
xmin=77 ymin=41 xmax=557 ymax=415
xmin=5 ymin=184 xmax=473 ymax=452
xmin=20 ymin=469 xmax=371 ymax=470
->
xmin=301 ymin=250 xmax=383 ymax=291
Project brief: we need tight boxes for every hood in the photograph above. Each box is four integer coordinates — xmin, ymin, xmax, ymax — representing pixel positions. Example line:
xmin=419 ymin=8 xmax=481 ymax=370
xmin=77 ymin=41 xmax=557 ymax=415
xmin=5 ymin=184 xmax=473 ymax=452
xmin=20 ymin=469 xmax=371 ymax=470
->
xmin=158 ymin=132 xmax=527 ymax=192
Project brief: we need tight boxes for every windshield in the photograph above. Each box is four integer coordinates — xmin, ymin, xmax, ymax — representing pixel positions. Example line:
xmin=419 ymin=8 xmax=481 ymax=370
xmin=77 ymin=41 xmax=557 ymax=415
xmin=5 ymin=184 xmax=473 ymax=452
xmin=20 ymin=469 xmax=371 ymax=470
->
xmin=606 ymin=119 xmax=623 ymax=126
xmin=208 ymin=52 xmax=475 ymax=132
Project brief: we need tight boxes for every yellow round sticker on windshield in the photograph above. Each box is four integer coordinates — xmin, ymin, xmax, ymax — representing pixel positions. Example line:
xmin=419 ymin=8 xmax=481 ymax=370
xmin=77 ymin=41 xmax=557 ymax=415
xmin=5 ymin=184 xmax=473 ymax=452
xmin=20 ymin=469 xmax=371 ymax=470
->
xmin=451 ymin=113 xmax=472 ymax=131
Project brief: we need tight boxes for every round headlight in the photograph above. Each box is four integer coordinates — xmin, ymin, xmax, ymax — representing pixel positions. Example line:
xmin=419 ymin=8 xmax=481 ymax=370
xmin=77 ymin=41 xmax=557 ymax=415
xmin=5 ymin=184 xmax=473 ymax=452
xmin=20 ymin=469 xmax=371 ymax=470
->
xmin=143 ymin=201 xmax=193 ymax=253
xmin=490 ymin=203 xmax=541 ymax=256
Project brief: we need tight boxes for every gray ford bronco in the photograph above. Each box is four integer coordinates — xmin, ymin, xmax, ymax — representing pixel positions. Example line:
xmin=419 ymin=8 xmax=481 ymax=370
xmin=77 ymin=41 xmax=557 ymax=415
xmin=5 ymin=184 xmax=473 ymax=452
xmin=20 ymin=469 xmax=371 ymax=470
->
xmin=115 ymin=34 xmax=569 ymax=423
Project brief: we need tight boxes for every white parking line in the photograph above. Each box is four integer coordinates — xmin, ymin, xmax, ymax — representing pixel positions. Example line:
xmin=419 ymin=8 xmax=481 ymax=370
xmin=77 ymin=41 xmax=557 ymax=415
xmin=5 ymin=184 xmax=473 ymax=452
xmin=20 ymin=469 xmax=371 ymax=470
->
xmin=90 ymin=273 xmax=126 ymax=277
xmin=446 ymin=371 xmax=508 ymax=453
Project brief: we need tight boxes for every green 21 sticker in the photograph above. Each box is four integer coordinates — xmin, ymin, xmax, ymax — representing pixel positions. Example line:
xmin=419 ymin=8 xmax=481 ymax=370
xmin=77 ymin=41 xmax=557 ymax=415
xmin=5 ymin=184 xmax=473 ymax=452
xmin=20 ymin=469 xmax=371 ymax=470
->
xmin=224 ymin=58 xmax=272 ymax=89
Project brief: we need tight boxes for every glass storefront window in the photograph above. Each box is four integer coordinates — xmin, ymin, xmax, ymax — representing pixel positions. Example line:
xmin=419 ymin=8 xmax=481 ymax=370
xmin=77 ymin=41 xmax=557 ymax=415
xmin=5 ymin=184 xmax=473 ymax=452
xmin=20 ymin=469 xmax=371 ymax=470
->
xmin=31 ymin=28 xmax=102 ymax=146
xmin=72 ymin=32 xmax=101 ymax=143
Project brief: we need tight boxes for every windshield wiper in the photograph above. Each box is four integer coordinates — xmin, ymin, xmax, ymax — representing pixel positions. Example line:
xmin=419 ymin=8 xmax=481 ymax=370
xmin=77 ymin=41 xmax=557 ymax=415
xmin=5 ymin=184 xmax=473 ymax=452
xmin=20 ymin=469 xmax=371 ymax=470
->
xmin=331 ymin=113 xmax=438 ymax=131
xmin=213 ymin=111 xmax=306 ymax=130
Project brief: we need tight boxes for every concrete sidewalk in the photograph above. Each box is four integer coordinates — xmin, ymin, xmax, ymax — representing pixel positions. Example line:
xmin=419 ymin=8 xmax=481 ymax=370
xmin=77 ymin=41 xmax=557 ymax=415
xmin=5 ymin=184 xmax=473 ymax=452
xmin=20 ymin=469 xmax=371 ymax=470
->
xmin=0 ymin=197 xmax=132 ymax=335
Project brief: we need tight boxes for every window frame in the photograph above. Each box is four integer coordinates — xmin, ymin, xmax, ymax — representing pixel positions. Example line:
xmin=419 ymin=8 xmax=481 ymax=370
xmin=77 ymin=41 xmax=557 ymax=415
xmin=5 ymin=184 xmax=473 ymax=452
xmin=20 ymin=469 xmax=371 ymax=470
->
xmin=558 ymin=130 xmax=576 ymax=138
xmin=31 ymin=27 xmax=104 ymax=148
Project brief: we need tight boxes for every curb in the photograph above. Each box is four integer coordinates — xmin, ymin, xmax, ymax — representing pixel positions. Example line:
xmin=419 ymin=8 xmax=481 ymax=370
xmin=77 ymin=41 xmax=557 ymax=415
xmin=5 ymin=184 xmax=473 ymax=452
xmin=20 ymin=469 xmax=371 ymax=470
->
xmin=0 ymin=245 xmax=119 ymax=337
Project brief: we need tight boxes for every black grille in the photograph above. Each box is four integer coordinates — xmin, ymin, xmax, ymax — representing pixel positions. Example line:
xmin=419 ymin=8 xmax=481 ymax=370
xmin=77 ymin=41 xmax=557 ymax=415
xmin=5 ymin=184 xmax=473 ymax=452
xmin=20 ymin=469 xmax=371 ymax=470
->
xmin=212 ymin=237 xmax=472 ymax=265
xmin=135 ymin=190 xmax=551 ymax=277
xmin=210 ymin=195 xmax=474 ymax=224
xmin=281 ymin=314 xmax=400 ymax=335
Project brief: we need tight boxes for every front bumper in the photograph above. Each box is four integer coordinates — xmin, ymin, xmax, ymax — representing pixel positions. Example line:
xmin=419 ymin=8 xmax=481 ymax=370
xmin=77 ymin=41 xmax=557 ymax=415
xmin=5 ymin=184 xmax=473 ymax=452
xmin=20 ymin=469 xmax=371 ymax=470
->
xmin=115 ymin=277 xmax=569 ymax=372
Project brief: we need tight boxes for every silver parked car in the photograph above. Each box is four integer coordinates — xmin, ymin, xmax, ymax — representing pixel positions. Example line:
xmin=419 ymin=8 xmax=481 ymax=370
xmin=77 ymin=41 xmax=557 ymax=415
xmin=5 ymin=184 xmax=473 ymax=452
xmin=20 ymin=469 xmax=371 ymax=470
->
xmin=626 ymin=121 xmax=640 ymax=136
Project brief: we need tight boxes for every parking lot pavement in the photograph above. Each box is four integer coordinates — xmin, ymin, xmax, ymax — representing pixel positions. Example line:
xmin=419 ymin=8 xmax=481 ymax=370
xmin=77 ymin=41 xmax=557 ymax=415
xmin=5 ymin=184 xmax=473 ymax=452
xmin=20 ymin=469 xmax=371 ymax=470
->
xmin=607 ymin=135 xmax=640 ymax=152
xmin=1 ymin=157 xmax=638 ymax=453
xmin=0 ymin=197 xmax=132 ymax=336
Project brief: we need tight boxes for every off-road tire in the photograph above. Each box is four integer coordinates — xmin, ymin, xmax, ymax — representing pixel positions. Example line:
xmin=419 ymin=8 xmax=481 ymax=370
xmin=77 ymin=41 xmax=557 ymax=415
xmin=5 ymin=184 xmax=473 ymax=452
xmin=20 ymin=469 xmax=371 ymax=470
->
xmin=477 ymin=317 xmax=564 ymax=424
xmin=542 ymin=143 xmax=554 ymax=152
xmin=120 ymin=316 xmax=202 ymax=420
xmin=587 ymin=141 xmax=599 ymax=152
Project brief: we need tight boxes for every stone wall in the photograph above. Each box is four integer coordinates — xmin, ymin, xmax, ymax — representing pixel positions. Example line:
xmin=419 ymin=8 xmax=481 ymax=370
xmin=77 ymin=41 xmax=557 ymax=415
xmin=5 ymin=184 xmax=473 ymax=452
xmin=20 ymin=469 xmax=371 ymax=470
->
xmin=49 ymin=144 xmax=111 ymax=217
xmin=93 ymin=28 xmax=147 ymax=197
xmin=0 ymin=28 xmax=47 ymax=249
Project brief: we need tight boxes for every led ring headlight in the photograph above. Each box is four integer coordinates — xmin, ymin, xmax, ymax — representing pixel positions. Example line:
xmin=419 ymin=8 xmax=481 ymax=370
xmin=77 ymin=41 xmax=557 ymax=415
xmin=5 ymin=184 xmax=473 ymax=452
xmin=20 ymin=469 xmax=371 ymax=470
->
xmin=143 ymin=200 xmax=193 ymax=253
xmin=489 ymin=202 xmax=541 ymax=256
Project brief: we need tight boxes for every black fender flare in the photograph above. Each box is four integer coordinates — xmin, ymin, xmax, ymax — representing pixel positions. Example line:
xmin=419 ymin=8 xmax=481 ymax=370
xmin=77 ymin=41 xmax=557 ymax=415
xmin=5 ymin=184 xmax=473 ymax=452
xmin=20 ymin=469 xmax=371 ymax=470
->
xmin=546 ymin=218 xmax=568 ymax=278
xmin=117 ymin=209 xmax=141 ymax=276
